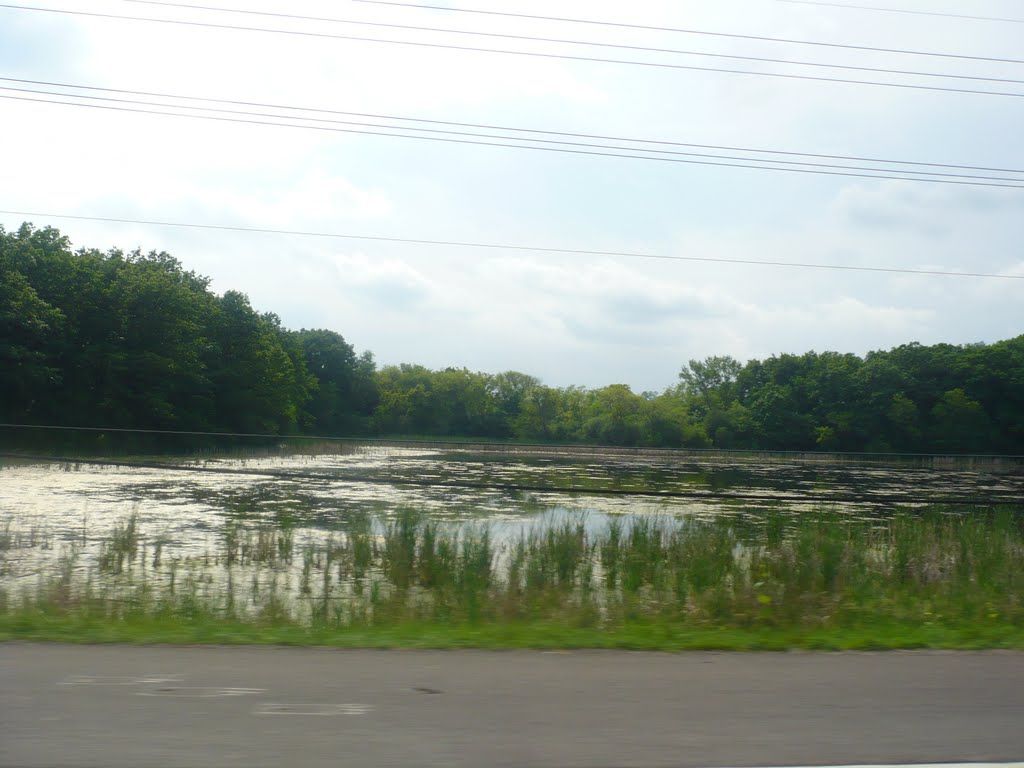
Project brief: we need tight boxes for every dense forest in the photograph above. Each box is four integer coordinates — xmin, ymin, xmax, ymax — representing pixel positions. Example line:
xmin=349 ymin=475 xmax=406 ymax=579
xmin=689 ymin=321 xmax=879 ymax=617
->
xmin=2 ymin=223 xmax=1022 ymax=454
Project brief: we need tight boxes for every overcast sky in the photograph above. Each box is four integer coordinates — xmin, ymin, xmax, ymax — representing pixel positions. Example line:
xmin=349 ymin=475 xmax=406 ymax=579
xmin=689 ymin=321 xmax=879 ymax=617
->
xmin=1 ymin=0 xmax=1021 ymax=392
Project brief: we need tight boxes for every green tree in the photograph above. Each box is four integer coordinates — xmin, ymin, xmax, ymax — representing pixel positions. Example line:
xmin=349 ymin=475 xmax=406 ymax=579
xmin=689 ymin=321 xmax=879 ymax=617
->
xmin=432 ymin=368 xmax=501 ymax=436
xmin=678 ymin=355 xmax=742 ymax=413
xmin=641 ymin=395 xmax=710 ymax=448
xmin=704 ymin=401 xmax=754 ymax=448
xmin=930 ymin=389 xmax=993 ymax=453
xmin=747 ymin=383 xmax=815 ymax=449
xmin=512 ymin=385 xmax=562 ymax=441
xmin=582 ymin=385 xmax=645 ymax=446
xmin=207 ymin=291 xmax=310 ymax=434
xmin=887 ymin=393 xmax=922 ymax=451
xmin=98 ymin=249 xmax=218 ymax=428
xmin=958 ymin=337 xmax=1024 ymax=452
xmin=373 ymin=364 xmax=437 ymax=434
xmin=292 ymin=328 xmax=378 ymax=434
xmin=491 ymin=371 xmax=541 ymax=437
xmin=0 ymin=226 xmax=64 ymax=419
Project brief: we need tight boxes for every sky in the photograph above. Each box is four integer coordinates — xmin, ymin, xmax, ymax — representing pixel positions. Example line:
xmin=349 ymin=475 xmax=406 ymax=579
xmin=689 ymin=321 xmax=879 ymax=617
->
xmin=1 ymin=0 xmax=1022 ymax=392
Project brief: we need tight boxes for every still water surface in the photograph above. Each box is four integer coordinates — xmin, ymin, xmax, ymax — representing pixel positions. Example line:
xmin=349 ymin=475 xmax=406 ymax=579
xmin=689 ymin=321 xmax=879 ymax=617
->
xmin=2 ymin=445 xmax=1022 ymax=583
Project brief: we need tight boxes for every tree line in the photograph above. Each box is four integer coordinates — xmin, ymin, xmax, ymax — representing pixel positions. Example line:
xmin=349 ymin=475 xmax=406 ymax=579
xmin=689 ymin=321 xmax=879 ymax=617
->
xmin=2 ymin=223 xmax=1021 ymax=454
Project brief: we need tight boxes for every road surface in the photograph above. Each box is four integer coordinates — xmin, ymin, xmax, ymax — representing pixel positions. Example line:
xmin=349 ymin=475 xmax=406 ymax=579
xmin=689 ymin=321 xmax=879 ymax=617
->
xmin=2 ymin=644 xmax=1023 ymax=767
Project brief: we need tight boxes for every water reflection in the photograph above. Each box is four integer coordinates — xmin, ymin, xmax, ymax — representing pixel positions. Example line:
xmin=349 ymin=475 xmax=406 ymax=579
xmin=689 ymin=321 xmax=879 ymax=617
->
xmin=1 ymin=445 xmax=1022 ymax=585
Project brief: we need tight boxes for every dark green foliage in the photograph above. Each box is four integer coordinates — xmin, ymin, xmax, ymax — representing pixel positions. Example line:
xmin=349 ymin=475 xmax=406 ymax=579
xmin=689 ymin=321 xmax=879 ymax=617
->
xmin=368 ymin=339 xmax=1024 ymax=453
xmin=206 ymin=293 xmax=309 ymax=434
xmin=0 ymin=231 xmax=64 ymax=417
xmin=2 ymin=223 xmax=1022 ymax=454
xmin=0 ymin=224 xmax=371 ymax=447
xmin=292 ymin=329 xmax=378 ymax=435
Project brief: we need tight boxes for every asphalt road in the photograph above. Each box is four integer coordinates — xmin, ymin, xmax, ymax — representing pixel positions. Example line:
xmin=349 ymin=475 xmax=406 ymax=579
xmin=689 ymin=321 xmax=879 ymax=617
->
xmin=2 ymin=644 xmax=1023 ymax=768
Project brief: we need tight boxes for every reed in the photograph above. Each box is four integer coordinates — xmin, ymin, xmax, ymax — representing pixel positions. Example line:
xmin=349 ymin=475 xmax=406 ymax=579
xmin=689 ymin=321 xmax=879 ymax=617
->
xmin=3 ymin=507 xmax=1022 ymax=647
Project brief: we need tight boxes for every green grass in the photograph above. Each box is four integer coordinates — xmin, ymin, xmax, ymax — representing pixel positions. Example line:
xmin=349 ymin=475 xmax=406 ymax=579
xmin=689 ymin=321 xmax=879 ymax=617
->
xmin=2 ymin=507 xmax=1023 ymax=650
xmin=3 ymin=613 xmax=1023 ymax=650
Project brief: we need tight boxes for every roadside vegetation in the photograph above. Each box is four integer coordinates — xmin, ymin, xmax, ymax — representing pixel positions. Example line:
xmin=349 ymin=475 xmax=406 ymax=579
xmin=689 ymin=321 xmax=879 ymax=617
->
xmin=3 ymin=508 xmax=1021 ymax=649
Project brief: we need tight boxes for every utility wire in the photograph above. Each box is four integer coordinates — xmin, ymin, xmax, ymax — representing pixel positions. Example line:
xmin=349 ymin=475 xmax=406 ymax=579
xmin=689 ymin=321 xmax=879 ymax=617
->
xmin=778 ymin=0 xmax=1024 ymax=24
xmin=2 ymin=210 xmax=1022 ymax=281
xmin=3 ymin=425 xmax=1022 ymax=462
xmin=349 ymin=0 xmax=1024 ymax=64
xmin=23 ymin=90 xmax=1024 ymax=188
xmin=4 ymin=75 xmax=1021 ymax=176
xmin=2 ymin=453 xmax=1020 ymax=505
xmin=91 ymin=0 xmax=1024 ymax=88
xmin=2 ymin=4 xmax=1023 ymax=98
xmin=5 ymin=90 xmax=1024 ymax=188
xmin=5 ymin=84 xmax=1022 ymax=184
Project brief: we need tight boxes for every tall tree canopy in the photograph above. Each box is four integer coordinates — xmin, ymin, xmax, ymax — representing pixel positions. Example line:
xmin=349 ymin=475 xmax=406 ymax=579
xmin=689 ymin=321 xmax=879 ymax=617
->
xmin=2 ymin=224 xmax=1020 ymax=454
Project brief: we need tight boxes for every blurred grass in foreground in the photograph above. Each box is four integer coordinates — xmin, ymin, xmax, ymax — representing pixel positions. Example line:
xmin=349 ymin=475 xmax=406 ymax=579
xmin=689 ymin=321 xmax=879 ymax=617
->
xmin=2 ymin=508 xmax=1022 ymax=649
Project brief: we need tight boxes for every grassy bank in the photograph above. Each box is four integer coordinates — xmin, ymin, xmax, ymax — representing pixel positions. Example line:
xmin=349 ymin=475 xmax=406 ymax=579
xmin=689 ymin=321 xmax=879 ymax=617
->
xmin=2 ymin=509 xmax=1022 ymax=649
xmin=5 ymin=614 xmax=1023 ymax=650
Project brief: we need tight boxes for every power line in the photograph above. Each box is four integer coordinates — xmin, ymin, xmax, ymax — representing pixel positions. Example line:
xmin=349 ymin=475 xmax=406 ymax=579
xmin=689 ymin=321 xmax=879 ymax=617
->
xmin=778 ymin=0 xmax=1024 ymax=24
xmin=93 ymin=0 xmax=1024 ymax=88
xmin=22 ymin=91 xmax=1024 ymax=188
xmin=4 ymin=85 xmax=1024 ymax=188
xmin=5 ymin=84 xmax=1022 ymax=185
xmin=2 ymin=453 xmax=1020 ymax=505
xmin=5 ymin=425 xmax=1022 ymax=462
xmin=2 ymin=4 xmax=1023 ymax=98
xmin=2 ymin=210 xmax=1022 ymax=281
xmin=3 ymin=426 xmax=1022 ymax=462
xmin=349 ymin=0 xmax=1024 ymax=64
xmin=5 ymin=75 xmax=1022 ymax=176
xmin=8 ymin=91 xmax=1024 ymax=189
xmin=11 ymin=89 xmax=971 ymax=186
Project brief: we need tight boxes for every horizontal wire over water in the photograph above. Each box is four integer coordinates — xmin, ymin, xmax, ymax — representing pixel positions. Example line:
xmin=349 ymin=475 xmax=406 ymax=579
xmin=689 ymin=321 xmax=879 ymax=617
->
xmin=3 ymin=424 xmax=1024 ymax=461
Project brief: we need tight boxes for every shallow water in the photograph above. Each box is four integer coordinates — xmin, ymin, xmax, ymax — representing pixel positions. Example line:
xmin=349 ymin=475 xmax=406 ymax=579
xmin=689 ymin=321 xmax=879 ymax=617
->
xmin=2 ymin=445 xmax=1022 ymax=587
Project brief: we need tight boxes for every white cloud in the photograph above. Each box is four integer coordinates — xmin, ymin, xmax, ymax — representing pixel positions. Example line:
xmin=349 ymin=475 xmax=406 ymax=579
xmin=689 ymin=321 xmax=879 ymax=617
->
xmin=192 ymin=171 xmax=394 ymax=223
xmin=2 ymin=0 xmax=1023 ymax=392
xmin=831 ymin=181 xmax=1024 ymax=237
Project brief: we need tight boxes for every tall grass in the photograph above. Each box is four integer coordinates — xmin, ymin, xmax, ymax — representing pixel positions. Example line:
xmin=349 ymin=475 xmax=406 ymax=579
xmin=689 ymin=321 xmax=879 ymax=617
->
xmin=3 ymin=508 xmax=1022 ymax=640
xmin=97 ymin=513 xmax=140 ymax=575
